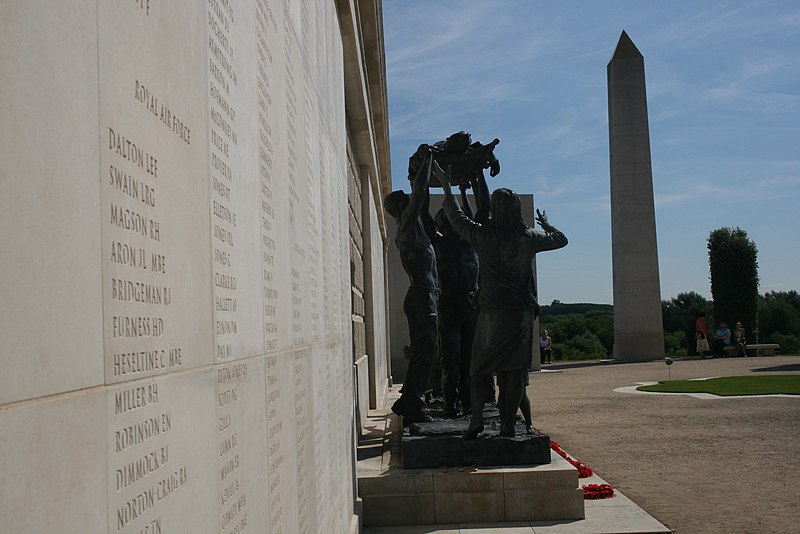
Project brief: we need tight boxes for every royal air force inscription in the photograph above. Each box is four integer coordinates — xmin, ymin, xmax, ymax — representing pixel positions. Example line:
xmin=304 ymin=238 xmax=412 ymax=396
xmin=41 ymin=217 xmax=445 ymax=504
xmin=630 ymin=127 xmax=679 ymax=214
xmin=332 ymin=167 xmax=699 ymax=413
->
xmin=133 ymin=80 xmax=192 ymax=145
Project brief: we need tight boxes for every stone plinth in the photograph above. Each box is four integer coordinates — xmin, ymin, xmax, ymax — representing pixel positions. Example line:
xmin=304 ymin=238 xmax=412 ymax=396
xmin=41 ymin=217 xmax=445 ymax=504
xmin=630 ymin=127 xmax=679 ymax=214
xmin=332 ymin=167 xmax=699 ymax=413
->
xmin=360 ymin=458 xmax=584 ymax=527
xmin=357 ymin=399 xmax=583 ymax=527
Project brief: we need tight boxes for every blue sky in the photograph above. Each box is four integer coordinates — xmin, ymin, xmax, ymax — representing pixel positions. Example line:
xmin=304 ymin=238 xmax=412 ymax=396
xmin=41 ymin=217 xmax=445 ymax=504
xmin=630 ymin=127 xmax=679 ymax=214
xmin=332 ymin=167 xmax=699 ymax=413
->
xmin=382 ymin=0 xmax=800 ymax=305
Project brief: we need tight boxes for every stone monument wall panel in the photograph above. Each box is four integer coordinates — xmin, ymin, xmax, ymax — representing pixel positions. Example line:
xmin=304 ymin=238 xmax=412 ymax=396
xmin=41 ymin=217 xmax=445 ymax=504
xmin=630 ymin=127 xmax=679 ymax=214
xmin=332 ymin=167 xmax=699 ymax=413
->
xmin=299 ymin=2 xmax=325 ymax=345
xmin=310 ymin=341 xmax=354 ymax=533
xmin=266 ymin=349 xmax=300 ymax=534
xmin=0 ymin=390 xmax=106 ymax=533
xmin=0 ymin=0 xmax=104 ymax=404
xmin=283 ymin=6 xmax=312 ymax=352
xmin=106 ymin=368 xmax=218 ymax=534
xmin=216 ymin=357 xmax=269 ymax=534
xmin=366 ymin=180 xmax=390 ymax=407
xmin=254 ymin=0 xmax=276 ymax=353
xmin=330 ymin=134 xmax=352 ymax=342
xmin=292 ymin=347 xmax=317 ymax=533
xmin=99 ymin=0 xmax=213 ymax=384
xmin=261 ymin=0 xmax=347 ymax=351
xmin=255 ymin=0 xmax=292 ymax=354
xmin=3 ymin=1 xmax=363 ymax=532
xmin=207 ymin=0 xmax=265 ymax=362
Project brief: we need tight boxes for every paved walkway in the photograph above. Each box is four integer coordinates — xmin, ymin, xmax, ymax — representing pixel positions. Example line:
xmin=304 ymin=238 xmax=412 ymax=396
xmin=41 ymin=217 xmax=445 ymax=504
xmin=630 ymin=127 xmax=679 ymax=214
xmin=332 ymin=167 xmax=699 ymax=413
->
xmin=364 ymin=355 xmax=800 ymax=534
xmin=530 ymin=355 xmax=800 ymax=533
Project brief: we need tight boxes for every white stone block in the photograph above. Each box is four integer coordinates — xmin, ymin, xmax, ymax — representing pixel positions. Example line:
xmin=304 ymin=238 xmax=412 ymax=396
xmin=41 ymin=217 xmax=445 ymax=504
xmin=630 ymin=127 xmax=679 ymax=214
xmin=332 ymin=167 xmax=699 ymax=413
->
xmin=0 ymin=390 xmax=106 ymax=533
xmin=216 ymin=357 xmax=268 ymax=534
xmin=106 ymin=369 xmax=218 ymax=534
xmin=0 ymin=0 xmax=104 ymax=404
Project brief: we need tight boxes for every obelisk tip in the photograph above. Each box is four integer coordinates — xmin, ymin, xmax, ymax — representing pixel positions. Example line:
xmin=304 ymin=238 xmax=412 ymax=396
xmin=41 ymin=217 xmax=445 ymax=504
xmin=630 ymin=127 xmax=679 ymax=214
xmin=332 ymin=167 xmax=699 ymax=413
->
xmin=612 ymin=30 xmax=643 ymax=60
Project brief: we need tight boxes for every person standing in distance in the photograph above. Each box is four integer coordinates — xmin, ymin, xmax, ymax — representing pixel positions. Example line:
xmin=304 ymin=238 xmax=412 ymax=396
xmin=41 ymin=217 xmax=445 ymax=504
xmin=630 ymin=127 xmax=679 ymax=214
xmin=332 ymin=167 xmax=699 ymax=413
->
xmin=539 ymin=330 xmax=552 ymax=365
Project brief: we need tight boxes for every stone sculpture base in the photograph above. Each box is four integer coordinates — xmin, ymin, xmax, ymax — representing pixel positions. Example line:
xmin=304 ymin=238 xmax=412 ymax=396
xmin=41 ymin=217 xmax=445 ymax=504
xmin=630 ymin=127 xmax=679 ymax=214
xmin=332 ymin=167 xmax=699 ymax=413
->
xmin=357 ymin=391 xmax=585 ymax=527
xmin=402 ymin=402 xmax=551 ymax=469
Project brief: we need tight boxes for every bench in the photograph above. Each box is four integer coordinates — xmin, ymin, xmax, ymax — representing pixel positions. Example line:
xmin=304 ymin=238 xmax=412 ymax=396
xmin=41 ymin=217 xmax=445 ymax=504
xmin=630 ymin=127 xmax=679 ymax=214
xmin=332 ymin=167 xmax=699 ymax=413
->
xmin=722 ymin=343 xmax=780 ymax=356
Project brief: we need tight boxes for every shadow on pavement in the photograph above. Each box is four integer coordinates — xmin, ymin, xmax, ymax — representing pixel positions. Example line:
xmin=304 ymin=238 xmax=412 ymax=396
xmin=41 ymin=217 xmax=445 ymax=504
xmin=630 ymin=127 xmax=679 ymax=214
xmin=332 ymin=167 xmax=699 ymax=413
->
xmin=750 ymin=364 xmax=800 ymax=373
xmin=539 ymin=359 xmax=652 ymax=371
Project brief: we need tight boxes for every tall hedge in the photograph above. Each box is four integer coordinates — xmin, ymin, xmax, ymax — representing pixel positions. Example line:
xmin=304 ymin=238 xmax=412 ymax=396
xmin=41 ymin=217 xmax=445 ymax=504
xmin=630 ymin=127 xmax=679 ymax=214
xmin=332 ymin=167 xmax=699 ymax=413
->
xmin=707 ymin=227 xmax=759 ymax=338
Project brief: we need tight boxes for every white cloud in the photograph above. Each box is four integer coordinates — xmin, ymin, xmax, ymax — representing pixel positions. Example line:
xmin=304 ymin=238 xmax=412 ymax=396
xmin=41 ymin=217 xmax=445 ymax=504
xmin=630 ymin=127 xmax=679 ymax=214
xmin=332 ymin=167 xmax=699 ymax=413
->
xmin=755 ymin=174 xmax=800 ymax=190
xmin=702 ymin=85 xmax=799 ymax=114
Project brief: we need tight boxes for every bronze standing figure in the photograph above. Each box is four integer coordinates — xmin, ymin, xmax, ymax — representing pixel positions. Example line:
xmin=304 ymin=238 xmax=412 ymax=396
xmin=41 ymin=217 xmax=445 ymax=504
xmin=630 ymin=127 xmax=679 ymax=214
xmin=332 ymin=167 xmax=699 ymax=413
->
xmin=440 ymin=168 xmax=567 ymax=438
xmin=384 ymin=151 xmax=439 ymax=424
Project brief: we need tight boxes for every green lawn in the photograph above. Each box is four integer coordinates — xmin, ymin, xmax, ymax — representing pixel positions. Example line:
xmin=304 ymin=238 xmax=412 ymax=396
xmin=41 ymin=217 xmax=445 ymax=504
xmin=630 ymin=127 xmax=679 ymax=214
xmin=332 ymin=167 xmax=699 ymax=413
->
xmin=637 ymin=375 xmax=800 ymax=396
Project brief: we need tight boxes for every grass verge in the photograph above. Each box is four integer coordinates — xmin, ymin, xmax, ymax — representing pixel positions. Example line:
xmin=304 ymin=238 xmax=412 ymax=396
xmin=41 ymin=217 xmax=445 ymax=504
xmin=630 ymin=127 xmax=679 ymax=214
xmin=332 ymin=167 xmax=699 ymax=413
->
xmin=637 ymin=375 xmax=800 ymax=396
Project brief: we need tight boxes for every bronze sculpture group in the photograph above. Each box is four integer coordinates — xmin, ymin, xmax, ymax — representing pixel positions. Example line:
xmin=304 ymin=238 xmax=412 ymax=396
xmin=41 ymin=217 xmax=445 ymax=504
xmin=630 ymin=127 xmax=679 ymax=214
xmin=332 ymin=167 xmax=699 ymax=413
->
xmin=385 ymin=132 xmax=568 ymax=439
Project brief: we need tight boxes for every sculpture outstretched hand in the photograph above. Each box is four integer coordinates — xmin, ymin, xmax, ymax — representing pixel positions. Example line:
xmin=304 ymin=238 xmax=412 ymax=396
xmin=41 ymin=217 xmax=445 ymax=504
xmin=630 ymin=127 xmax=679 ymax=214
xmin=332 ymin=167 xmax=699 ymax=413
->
xmin=536 ymin=209 xmax=556 ymax=234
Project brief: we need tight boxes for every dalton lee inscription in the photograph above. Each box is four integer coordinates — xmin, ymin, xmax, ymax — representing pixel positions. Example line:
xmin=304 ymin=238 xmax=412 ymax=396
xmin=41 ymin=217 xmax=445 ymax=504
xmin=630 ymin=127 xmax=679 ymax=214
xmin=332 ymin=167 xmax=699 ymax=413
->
xmin=109 ymin=128 xmax=159 ymax=177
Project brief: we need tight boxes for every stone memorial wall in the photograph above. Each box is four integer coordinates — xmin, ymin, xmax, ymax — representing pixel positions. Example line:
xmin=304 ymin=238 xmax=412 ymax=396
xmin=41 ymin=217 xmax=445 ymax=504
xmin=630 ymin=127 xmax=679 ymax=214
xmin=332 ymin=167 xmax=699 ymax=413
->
xmin=0 ymin=1 xmax=387 ymax=533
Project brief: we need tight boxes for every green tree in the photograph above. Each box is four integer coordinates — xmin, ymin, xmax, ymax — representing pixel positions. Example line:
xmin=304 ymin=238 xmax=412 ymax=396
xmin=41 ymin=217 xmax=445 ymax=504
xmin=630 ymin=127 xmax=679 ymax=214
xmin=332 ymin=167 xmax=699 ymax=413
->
xmin=661 ymin=292 xmax=713 ymax=355
xmin=664 ymin=330 xmax=688 ymax=356
xmin=560 ymin=333 xmax=608 ymax=360
xmin=768 ymin=332 xmax=800 ymax=354
xmin=758 ymin=291 xmax=800 ymax=348
xmin=708 ymin=227 xmax=759 ymax=338
xmin=587 ymin=313 xmax=614 ymax=355
xmin=540 ymin=310 xmax=614 ymax=360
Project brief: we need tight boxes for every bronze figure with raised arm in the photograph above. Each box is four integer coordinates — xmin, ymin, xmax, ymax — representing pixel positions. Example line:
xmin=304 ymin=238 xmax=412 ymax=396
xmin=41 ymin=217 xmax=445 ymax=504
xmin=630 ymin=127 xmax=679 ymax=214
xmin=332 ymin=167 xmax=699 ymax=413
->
xmin=384 ymin=150 xmax=439 ymax=425
xmin=432 ymin=180 xmax=481 ymax=417
xmin=439 ymin=166 xmax=568 ymax=439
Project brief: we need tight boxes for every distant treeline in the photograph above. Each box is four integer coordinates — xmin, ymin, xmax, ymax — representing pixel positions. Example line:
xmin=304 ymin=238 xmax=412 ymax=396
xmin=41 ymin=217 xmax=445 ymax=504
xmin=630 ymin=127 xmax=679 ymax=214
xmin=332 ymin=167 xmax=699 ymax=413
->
xmin=539 ymin=301 xmax=613 ymax=360
xmin=539 ymin=291 xmax=800 ymax=360
xmin=542 ymin=301 xmax=613 ymax=316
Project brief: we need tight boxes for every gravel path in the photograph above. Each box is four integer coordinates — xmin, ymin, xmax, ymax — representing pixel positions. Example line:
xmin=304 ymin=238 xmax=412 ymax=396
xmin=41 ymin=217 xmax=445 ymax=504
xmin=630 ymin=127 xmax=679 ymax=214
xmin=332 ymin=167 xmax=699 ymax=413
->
xmin=530 ymin=355 xmax=800 ymax=534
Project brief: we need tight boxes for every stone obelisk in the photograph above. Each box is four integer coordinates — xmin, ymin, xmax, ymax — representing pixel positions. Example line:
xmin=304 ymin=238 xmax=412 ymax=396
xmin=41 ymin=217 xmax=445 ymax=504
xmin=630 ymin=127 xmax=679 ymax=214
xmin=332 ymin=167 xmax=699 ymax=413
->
xmin=607 ymin=31 xmax=664 ymax=361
